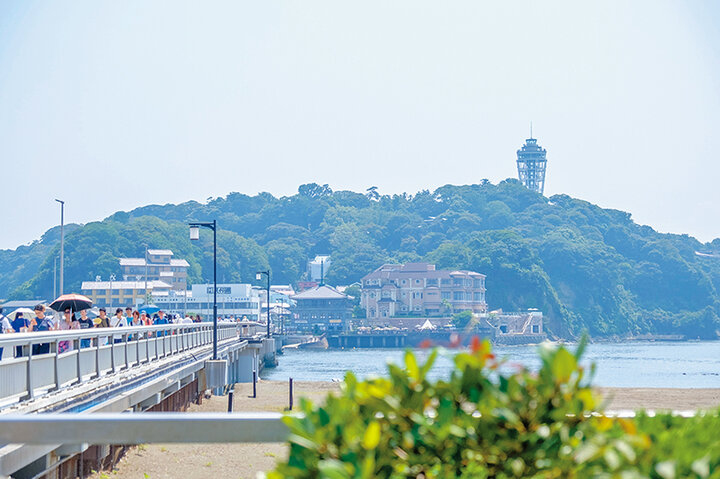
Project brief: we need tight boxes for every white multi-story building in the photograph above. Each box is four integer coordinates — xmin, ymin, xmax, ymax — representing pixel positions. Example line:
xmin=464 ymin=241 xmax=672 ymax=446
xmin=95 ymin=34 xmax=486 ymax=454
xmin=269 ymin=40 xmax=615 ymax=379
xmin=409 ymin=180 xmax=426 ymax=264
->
xmin=119 ymin=249 xmax=189 ymax=291
xmin=152 ymin=283 xmax=261 ymax=320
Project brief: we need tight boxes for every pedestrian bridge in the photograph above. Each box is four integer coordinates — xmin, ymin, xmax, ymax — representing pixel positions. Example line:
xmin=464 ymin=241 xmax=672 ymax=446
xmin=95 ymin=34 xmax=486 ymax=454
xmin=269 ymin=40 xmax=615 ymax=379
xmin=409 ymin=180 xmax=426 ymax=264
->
xmin=0 ymin=323 xmax=276 ymax=478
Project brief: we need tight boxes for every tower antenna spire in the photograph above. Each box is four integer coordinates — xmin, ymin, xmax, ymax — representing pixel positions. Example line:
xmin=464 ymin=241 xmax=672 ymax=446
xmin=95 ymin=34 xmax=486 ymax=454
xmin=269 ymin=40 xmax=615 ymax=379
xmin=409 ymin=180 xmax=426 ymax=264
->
xmin=530 ymin=121 xmax=533 ymax=139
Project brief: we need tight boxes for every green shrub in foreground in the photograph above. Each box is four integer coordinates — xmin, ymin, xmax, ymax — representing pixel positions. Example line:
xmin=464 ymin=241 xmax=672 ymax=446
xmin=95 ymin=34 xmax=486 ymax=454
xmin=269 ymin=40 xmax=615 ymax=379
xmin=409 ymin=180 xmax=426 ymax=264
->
xmin=267 ymin=339 xmax=720 ymax=478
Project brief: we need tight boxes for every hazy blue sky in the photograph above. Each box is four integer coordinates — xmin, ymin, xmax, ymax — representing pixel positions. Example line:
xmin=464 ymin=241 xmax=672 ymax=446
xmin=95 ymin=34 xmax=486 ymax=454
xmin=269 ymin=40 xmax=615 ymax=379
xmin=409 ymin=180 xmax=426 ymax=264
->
xmin=1 ymin=1 xmax=719 ymax=250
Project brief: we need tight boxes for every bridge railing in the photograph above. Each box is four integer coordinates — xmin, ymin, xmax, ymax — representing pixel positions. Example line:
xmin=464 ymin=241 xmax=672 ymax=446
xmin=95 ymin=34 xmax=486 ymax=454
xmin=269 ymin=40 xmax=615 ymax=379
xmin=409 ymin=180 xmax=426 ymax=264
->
xmin=0 ymin=323 xmax=239 ymax=405
xmin=0 ymin=409 xmax=698 ymax=446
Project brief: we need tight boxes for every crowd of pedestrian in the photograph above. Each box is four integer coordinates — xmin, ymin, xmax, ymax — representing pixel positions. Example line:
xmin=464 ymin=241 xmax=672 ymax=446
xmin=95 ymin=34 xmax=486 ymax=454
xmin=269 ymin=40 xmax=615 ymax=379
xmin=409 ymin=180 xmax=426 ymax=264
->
xmin=0 ymin=305 xmax=208 ymax=360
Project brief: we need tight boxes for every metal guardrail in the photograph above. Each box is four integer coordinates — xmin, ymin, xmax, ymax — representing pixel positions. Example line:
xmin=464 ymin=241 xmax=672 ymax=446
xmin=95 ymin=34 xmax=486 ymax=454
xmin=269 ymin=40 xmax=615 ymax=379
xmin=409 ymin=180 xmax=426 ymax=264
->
xmin=0 ymin=410 xmax=700 ymax=446
xmin=0 ymin=323 xmax=240 ymax=404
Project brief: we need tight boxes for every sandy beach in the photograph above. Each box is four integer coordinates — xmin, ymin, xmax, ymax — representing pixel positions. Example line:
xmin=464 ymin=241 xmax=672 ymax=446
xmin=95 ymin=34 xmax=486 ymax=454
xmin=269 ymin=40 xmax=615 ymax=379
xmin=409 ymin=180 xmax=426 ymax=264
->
xmin=89 ymin=381 xmax=720 ymax=479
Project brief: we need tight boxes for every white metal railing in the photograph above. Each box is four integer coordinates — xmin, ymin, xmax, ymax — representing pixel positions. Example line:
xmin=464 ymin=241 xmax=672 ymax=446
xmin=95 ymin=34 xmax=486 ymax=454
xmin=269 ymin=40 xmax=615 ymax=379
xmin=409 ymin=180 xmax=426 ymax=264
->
xmin=0 ymin=323 xmax=239 ymax=404
xmin=0 ymin=410 xmax=701 ymax=446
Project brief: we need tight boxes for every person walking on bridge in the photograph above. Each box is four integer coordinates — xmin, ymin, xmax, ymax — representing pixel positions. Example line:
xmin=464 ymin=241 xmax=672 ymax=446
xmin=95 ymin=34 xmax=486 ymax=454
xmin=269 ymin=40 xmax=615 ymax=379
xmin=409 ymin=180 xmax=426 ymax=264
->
xmin=58 ymin=309 xmax=79 ymax=353
xmin=77 ymin=309 xmax=94 ymax=348
xmin=94 ymin=308 xmax=109 ymax=328
xmin=0 ymin=307 xmax=13 ymax=360
xmin=110 ymin=308 xmax=128 ymax=343
xmin=11 ymin=311 xmax=31 ymax=357
xmin=33 ymin=304 xmax=54 ymax=355
xmin=154 ymin=310 xmax=169 ymax=337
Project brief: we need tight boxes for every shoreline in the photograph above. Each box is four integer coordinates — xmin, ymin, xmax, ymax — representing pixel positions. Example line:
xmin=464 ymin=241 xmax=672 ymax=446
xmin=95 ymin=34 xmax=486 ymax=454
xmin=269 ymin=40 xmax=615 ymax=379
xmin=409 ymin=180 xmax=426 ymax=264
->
xmin=90 ymin=381 xmax=720 ymax=479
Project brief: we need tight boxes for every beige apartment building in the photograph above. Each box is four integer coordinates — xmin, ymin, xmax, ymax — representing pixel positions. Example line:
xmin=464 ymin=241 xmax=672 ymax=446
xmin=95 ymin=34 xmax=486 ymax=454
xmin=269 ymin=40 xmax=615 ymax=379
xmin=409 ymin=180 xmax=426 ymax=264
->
xmin=81 ymin=280 xmax=173 ymax=309
xmin=119 ymin=249 xmax=189 ymax=291
xmin=360 ymin=262 xmax=487 ymax=319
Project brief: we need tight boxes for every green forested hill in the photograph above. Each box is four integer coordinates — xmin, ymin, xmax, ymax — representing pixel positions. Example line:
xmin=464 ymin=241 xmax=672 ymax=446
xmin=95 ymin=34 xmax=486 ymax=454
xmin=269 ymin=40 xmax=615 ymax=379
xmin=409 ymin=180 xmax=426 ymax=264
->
xmin=2 ymin=180 xmax=719 ymax=339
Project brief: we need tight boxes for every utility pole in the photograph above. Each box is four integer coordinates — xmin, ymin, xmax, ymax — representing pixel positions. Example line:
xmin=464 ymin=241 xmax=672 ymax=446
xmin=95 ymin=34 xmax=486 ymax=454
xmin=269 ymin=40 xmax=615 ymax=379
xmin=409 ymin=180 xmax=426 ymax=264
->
xmin=55 ymin=199 xmax=65 ymax=295
xmin=53 ymin=257 xmax=57 ymax=299
xmin=144 ymin=246 xmax=149 ymax=305
xmin=109 ymin=274 xmax=115 ymax=312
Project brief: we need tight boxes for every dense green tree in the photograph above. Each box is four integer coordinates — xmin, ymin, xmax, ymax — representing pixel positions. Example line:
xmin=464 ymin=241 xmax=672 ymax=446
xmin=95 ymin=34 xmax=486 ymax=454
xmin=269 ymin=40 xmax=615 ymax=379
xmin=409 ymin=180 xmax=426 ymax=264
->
xmin=3 ymin=181 xmax=719 ymax=339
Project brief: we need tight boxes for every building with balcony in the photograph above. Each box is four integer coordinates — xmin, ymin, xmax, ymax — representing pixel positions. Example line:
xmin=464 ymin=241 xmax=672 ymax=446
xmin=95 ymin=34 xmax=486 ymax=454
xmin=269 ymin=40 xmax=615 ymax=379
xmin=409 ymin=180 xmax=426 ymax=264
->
xmin=81 ymin=280 xmax=173 ymax=309
xmin=360 ymin=262 xmax=487 ymax=319
xmin=290 ymin=285 xmax=352 ymax=332
xmin=119 ymin=249 xmax=189 ymax=291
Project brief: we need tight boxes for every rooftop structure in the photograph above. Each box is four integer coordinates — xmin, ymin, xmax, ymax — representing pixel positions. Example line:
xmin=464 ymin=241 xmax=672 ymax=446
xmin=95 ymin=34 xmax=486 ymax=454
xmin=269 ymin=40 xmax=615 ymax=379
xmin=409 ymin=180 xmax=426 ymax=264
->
xmin=307 ymin=255 xmax=331 ymax=283
xmin=516 ymin=129 xmax=548 ymax=195
xmin=361 ymin=262 xmax=487 ymax=319
xmin=119 ymin=249 xmax=189 ymax=291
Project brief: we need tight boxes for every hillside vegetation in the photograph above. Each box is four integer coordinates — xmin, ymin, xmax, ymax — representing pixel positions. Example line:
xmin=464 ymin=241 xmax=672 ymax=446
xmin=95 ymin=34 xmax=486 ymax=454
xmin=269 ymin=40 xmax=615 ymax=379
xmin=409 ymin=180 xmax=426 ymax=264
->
xmin=2 ymin=180 xmax=719 ymax=338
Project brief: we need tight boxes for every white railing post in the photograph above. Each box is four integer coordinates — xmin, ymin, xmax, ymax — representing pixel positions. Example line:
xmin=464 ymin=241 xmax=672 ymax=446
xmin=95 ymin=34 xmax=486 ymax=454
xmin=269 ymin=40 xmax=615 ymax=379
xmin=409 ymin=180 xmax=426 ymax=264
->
xmin=75 ymin=339 xmax=82 ymax=385
xmin=52 ymin=340 xmax=60 ymax=391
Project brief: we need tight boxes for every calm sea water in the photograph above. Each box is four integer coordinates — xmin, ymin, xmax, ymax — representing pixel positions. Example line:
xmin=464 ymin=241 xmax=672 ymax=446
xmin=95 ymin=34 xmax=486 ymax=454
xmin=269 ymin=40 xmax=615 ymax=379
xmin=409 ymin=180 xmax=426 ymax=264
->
xmin=263 ymin=341 xmax=720 ymax=388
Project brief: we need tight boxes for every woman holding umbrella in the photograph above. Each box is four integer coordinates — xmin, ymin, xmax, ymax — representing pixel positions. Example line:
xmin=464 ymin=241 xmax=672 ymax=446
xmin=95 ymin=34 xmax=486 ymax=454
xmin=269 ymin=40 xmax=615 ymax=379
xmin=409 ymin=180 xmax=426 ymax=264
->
xmin=58 ymin=308 xmax=79 ymax=353
xmin=49 ymin=294 xmax=92 ymax=354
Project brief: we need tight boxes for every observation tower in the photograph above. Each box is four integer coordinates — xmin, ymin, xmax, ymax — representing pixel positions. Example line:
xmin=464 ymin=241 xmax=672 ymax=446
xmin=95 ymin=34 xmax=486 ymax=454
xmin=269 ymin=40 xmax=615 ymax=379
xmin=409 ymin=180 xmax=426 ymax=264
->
xmin=516 ymin=127 xmax=547 ymax=195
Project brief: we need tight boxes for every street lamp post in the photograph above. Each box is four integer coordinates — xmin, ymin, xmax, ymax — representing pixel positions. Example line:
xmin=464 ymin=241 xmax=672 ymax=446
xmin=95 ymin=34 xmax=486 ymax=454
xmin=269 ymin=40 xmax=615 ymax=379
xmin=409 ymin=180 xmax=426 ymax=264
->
xmin=256 ymin=270 xmax=271 ymax=337
xmin=55 ymin=199 xmax=65 ymax=295
xmin=190 ymin=220 xmax=217 ymax=360
xmin=53 ymin=257 xmax=58 ymax=299
xmin=109 ymin=274 xmax=115 ymax=312
xmin=278 ymin=296 xmax=284 ymax=335
xmin=144 ymin=245 xmax=149 ymax=305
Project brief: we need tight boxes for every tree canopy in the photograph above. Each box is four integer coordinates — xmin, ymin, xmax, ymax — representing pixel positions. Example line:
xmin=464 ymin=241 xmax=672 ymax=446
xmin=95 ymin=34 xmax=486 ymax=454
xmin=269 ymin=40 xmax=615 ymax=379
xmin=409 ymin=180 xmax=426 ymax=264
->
xmin=2 ymin=181 xmax=719 ymax=339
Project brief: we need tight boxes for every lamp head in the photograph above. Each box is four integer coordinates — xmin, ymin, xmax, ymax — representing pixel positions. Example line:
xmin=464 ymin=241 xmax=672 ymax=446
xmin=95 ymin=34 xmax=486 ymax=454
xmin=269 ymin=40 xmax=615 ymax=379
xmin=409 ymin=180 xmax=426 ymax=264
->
xmin=189 ymin=225 xmax=200 ymax=241
xmin=256 ymin=272 xmax=262 ymax=281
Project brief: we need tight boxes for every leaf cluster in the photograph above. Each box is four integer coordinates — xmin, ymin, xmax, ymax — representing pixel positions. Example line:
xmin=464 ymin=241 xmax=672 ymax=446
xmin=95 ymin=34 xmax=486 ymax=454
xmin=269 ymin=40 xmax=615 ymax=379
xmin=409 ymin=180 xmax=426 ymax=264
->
xmin=268 ymin=340 xmax=720 ymax=478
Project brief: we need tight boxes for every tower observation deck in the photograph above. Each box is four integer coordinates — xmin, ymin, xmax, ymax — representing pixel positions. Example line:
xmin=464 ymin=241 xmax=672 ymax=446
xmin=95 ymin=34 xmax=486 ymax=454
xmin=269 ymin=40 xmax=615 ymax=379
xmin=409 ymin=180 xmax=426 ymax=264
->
xmin=516 ymin=135 xmax=547 ymax=195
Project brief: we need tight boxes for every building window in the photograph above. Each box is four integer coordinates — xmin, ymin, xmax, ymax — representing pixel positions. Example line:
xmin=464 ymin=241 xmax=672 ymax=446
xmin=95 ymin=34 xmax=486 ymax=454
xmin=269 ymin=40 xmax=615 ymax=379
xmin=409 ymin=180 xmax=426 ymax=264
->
xmin=426 ymin=279 xmax=438 ymax=286
xmin=401 ymin=279 xmax=406 ymax=285
xmin=441 ymin=292 xmax=451 ymax=300
xmin=473 ymin=279 xmax=483 ymax=288
xmin=453 ymin=291 xmax=463 ymax=301
xmin=453 ymin=278 xmax=463 ymax=286
xmin=441 ymin=279 xmax=451 ymax=286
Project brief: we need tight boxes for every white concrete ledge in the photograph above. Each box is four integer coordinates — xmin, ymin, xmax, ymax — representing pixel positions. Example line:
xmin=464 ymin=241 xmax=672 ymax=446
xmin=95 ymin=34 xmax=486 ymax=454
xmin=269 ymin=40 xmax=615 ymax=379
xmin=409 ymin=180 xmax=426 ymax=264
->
xmin=0 ymin=412 xmax=289 ymax=444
